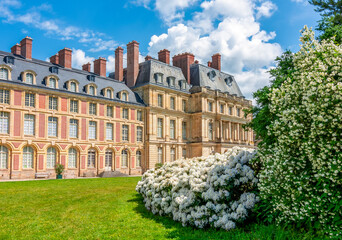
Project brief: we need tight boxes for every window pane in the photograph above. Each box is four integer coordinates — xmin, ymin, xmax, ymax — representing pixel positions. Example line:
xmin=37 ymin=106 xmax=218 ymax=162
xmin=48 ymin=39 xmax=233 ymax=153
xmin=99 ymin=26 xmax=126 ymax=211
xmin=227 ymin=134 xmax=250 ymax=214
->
xmin=122 ymin=125 xmax=129 ymax=141
xmin=122 ymin=109 xmax=128 ymax=119
xmin=0 ymin=68 xmax=8 ymax=80
xmin=106 ymin=123 xmax=113 ymax=140
xmin=89 ymin=103 xmax=97 ymax=115
xmin=157 ymin=118 xmax=163 ymax=138
xmin=0 ymin=146 xmax=8 ymax=169
xmin=49 ymin=97 xmax=58 ymax=110
xmin=70 ymin=82 xmax=76 ymax=92
xmin=0 ymin=89 xmax=10 ymax=104
xmin=158 ymin=147 xmax=163 ymax=163
xmin=25 ymin=93 xmax=35 ymax=107
xmin=89 ymin=86 xmax=95 ymax=95
xmin=24 ymin=114 xmax=35 ymax=135
xmin=136 ymin=151 xmax=141 ymax=167
xmin=68 ymin=148 xmax=77 ymax=168
xmin=121 ymin=150 xmax=128 ymax=167
xmin=0 ymin=112 xmax=9 ymax=134
xmin=49 ymin=78 xmax=56 ymax=88
xmin=46 ymin=147 xmax=56 ymax=168
xmin=48 ymin=117 xmax=58 ymax=137
xmin=89 ymin=121 xmax=96 ymax=139
xmin=107 ymin=106 xmax=113 ymax=117
xmin=26 ymin=73 xmax=33 ymax=84
xmin=70 ymin=100 xmax=78 ymax=113
xmin=87 ymin=150 xmax=96 ymax=168
xmin=171 ymin=148 xmax=175 ymax=162
xmin=137 ymin=126 xmax=143 ymax=142
xmin=69 ymin=119 xmax=78 ymax=138
xmin=137 ymin=110 xmax=142 ymax=121
xmin=182 ymin=122 xmax=187 ymax=140
xmin=23 ymin=146 xmax=34 ymax=169
xmin=170 ymin=120 xmax=175 ymax=139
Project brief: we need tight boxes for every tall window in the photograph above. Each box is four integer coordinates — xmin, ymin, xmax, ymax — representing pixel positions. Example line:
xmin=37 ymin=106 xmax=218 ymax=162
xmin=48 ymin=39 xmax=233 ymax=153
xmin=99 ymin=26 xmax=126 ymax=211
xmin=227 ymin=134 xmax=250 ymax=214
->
xmin=136 ymin=151 xmax=142 ymax=167
xmin=107 ymin=106 xmax=113 ymax=117
xmin=182 ymin=122 xmax=187 ymax=140
xmin=220 ymin=104 xmax=224 ymax=114
xmin=170 ymin=120 xmax=175 ymax=139
xmin=122 ymin=108 xmax=129 ymax=119
xmin=229 ymin=107 xmax=232 ymax=115
xmin=237 ymin=108 xmax=241 ymax=117
xmin=105 ymin=150 xmax=113 ymax=169
xmin=24 ymin=114 xmax=35 ymax=135
xmin=0 ymin=89 xmax=9 ymax=104
xmin=137 ymin=110 xmax=142 ymax=121
xmin=122 ymin=125 xmax=129 ymax=141
xmin=68 ymin=148 xmax=77 ymax=168
xmin=158 ymin=147 xmax=163 ymax=163
xmin=49 ymin=97 xmax=58 ymax=110
xmin=70 ymin=82 xmax=77 ymax=92
xmin=157 ymin=118 xmax=163 ymax=138
xmin=122 ymin=92 xmax=128 ymax=101
xmin=25 ymin=93 xmax=35 ymax=107
xmin=158 ymin=94 xmax=163 ymax=107
xmin=137 ymin=126 xmax=143 ymax=142
xmin=0 ymin=146 xmax=8 ymax=169
xmin=182 ymin=99 xmax=186 ymax=112
xmin=87 ymin=149 xmax=96 ymax=168
xmin=48 ymin=117 xmax=58 ymax=137
xmin=0 ymin=68 xmax=8 ymax=80
xmin=70 ymin=100 xmax=78 ymax=113
xmin=106 ymin=89 xmax=112 ymax=98
xmin=121 ymin=149 xmax=128 ymax=167
xmin=0 ymin=112 xmax=9 ymax=134
xmin=182 ymin=148 xmax=186 ymax=159
xmin=89 ymin=103 xmax=97 ymax=115
xmin=208 ymin=101 xmax=213 ymax=112
xmin=69 ymin=119 xmax=78 ymax=138
xmin=170 ymin=97 xmax=175 ymax=110
xmin=23 ymin=146 xmax=34 ymax=169
xmin=26 ymin=73 xmax=33 ymax=84
xmin=208 ymin=122 xmax=213 ymax=140
xmin=106 ymin=123 xmax=113 ymax=140
xmin=171 ymin=148 xmax=175 ymax=162
xmin=89 ymin=86 xmax=95 ymax=95
xmin=89 ymin=121 xmax=97 ymax=139
xmin=46 ymin=147 xmax=57 ymax=169
xmin=49 ymin=78 xmax=57 ymax=88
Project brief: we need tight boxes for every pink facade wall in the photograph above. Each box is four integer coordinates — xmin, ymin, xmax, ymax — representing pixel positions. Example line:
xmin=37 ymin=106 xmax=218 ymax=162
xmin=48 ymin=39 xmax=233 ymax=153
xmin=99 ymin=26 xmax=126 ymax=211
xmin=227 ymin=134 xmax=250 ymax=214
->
xmin=81 ymin=101 xmax=87 ymax=114
xmin=38 ymin=155 xmax=44 ymax=170
xmin=81 ymin=119 xmax=87 ymax=140
xmin=61 ymin=116 xmax=67 ymax=139
xmin=116 ymin=156 xmax=120 ymax=168
xmin=81 ymin=155 xmax=86 ymax=169
xmin=13 ymin=90 xmax=22 ymax=106
xmin=131 ymin=109 xmax=135 ymax=120
xmin=131 ymin=156 xmax=135 ymax=169
xmin=39 ymin=114 xmax=45 ymax=138
xmin=99 ymin=104 xmax=104 ymax=116
xmin=39 ymin=94 xmax=46 ymax=109
xmin=13 ymin=154 xmax=19 ymax=170
xmin=116 ymin=123 xmax=120 ymax=142
xmin=99 ymin=120 xmax=104 ymax=141
xmin=131 ymin=123 xmax=135 ymax=143
xmin=116 ymin=106 xmax=120 ymax=118
xmin=100 ymin=156 xmax=104 ymax=169
xmin=61 ymin=98 xmax=68 ymax=112
xmin=13 ymin=111 xmax=21 ymax=136
xmin=61 ymin=155 xmax=66 ymax=166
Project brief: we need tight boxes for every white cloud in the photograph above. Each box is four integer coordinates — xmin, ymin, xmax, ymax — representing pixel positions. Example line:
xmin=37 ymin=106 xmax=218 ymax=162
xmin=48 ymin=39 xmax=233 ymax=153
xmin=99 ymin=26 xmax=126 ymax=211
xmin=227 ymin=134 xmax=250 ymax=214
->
xmin=72 ymin=49 xmax=95 ymax=70
xmin=0 ymin=0 xmax=117 ymax=52
xmin=147 ymin=0 xmax=282 ymax=101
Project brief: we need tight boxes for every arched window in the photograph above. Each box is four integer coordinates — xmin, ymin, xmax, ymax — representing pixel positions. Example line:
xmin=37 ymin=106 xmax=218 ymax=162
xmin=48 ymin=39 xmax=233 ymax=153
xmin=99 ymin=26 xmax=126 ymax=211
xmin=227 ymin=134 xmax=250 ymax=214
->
xmin=121 ymin=149 xmax=128 ymax=167
xmin=68 ymin=148 xmax=77 ymax=168
xmin=23 ymin=146 xmax=34 ymax=169
xmin=0 ymin=68 xmax=8 ymax=80
xmin=49 ymin=77 xmax=57 ymax=88
xmin=136 ymin=151 xmax=142 ymax=167
xmin=0 ymin=146 xmax=8 ymax=169
xmin=26 ymin=73 xmax=33 ymax=84
xmin=105 ymin=149 xmax=113 ymax=170
xmin=70 ymin=82 xmax=77 ymax=92
xmin=122 ymin=92 xmax=127 ymax=101
xmin=89 ymin=86 xmax=95 ymax=95
xmin=106 ymin=89 xmax=112 ymax=98
xmin=47 ymin=147 xmax=57 ymax=169
xmin=88 ymin=149 xmax=96 ymax=168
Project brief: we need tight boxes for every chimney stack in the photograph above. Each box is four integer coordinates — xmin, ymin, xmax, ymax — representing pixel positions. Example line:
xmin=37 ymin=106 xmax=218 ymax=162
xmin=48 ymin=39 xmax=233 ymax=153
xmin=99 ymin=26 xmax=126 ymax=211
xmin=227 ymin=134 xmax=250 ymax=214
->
xmin=158 ymin=49 xmax=170 ymax=64
xmin=20 ymin=37 xmax=33 ymax=60
xmin=207 ymin=61 xmax=212 ymax=67
xmin=145 ymin=55 xmax=152 ymax=61
xmin=115 ymin=46 xmax=123 ymax=81
xmin=94 ymin=57 xmax=107 ymax=77
xmin=11 ymin=44 xmax=21 ymax=55
xmin=50 ymin=54 xmax=59 ymax=65
xmin=82 ymin=62 xmax=91 ymax=72
xmin=58 ymin=48 xmax=72 ymax=69
xmin=126 ymin=40 xmax=140 ymax=88
xmin=172 ymin=52 xmax=195 ymax=84
xmin=211 ymin=53 xmax=221 ymax=71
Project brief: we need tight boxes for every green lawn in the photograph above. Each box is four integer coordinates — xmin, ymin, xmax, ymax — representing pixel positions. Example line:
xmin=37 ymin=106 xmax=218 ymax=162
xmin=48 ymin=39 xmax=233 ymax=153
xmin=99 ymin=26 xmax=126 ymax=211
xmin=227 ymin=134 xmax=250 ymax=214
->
xmin=0 ymin=177 xmax=323 ymax=240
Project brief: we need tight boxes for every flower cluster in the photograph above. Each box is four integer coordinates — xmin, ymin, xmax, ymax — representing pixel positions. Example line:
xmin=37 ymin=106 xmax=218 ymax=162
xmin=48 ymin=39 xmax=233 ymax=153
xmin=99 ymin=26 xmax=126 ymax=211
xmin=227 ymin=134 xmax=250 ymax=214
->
xmin=258 ymin=27 xmax=342 ymax=238
xmin=136 ymin=147 xmax=258 ymax=230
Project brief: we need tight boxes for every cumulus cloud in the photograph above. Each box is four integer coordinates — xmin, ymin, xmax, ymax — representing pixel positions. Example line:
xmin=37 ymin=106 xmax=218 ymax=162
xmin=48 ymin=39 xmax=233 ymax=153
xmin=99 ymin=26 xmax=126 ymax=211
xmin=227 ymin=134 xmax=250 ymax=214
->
xmin=72 ymin=49 xmax=95 ymax=70
xmin=147 ymin=0 xmax=282 ymax=100
xmin=0 ymin=0 xmax=118 ymax=52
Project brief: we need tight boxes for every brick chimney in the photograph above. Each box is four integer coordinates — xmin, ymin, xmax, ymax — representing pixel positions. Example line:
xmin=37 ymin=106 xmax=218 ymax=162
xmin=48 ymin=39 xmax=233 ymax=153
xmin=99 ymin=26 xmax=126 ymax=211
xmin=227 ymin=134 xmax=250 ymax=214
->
xmin=50 ymin=54 xmax=59 ymax=65
xmin=58 ymin=48 xmax=72 ymax=69
xmin=145 ymin=55 xmax=152 ymax=61
xmin=158 ymin=49 xmax=170 ymax=64
xmin=207 ymin=61 xmax=212 ymax=67
xmin=126 ymin=40 xmax=140 ymax=88
xmin=172 ymin=52 xmax=195 ymax=84
xmin=115 ymin=46 xmax=123 ymax=81
xmin=94 ymin=57 xmax=107 ymax=77
xmin=211 ymin=53 xmax=221 ymax=71
xmin=11 ymin=44 xmax=21 ymax=55
xmin=82 ymin=62 xmax=91 ymax=72
xmin=20 ymin=37 xmax=33 ymax=60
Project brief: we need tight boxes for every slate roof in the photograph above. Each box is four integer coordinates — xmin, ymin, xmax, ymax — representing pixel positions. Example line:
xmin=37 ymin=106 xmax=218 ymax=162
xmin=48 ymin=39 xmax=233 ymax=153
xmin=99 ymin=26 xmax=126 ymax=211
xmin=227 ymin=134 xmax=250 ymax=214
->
xmin=0 ymin=51 xmax=144 ymax=105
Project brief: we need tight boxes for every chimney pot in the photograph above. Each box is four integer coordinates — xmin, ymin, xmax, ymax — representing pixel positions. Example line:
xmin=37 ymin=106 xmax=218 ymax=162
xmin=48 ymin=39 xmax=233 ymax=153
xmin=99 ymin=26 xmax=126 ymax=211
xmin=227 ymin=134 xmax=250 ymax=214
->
xmin=211 ymin=53 xmax=221 ymax=71
xmin=11 ymin=44 xmax=21 ymax=55
xmin=158 ymin=49 xmax=170 ymax=64
xmin=82 ymin=62 xmax=91 ymax=72
xmin=58 ymin=48 xmax=72 ymax=69
xmin=94 ymin=57 xmax=107 ymax=77
xmin=50 ymin=54 xmax=59 ymax=65
xmin=20 ymin=37 xmax=33 ymax=60
xmin=126 ymin=40 xmax=140 ymax=87
xmin=115 ymin=46 xmax=124 ymax=81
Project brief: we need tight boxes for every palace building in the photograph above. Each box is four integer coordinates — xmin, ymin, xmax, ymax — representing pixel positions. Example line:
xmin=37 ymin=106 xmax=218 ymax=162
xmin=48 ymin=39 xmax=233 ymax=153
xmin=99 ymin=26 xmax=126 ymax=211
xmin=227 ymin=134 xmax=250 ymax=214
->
xmin=0 ymin=37 xmax=254 ymax=180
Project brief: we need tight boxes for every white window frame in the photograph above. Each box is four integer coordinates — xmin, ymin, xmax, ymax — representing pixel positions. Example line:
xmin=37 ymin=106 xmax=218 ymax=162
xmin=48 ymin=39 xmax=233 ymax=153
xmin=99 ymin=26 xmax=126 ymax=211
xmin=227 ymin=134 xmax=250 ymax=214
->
xmin=68 ymin=148 xmax=77 ymax=168
xmin=49 ymin=96 xmax=58 ymax=110
xmin=23 ymin=146 xmax=34 ymax=169
xmin=24 ymin=114 xmax=35 ymax=135
xmin=170 ymin=120 xmax=175 ymax=139
xmin=25 ymin=93 xmax=35 ymax=107
xmin=136 ymin=151 xmax=142 ymax=167
xmin=0 ymin=112 xmax=9 ymax=134
xmin=0 ymin=89 xmax=9 ymax=104
xmin=137 ymin=126 xmax=143 ymax=142
xmin=89 ymin=121 xmax=97 ymax=140
xmin=70 ymin=100 xmax=78 ymax=113
xmin=48 ymin=116 xmax=58 ymax=137
xmin=0 ymin=146 xmax=8 ymax=169
xmin=106 ymin=123 xmax=113 ymax=140
xmin=121 ymin=150 xmax=128 ymax=167
xmin=122 ymin=125 xmax=129 ymax=141
xmin=46 ymin=147 xmax=57 ymax=169
xmin=69 ymin=119 xmax=78 ymax=138
xmin=158 ymin=147 xmax=163 ymax=163
xmin=157 ymin=118 xmax=163 ymax=138
xmin=89 ymin=103 xmax=97 ymax=115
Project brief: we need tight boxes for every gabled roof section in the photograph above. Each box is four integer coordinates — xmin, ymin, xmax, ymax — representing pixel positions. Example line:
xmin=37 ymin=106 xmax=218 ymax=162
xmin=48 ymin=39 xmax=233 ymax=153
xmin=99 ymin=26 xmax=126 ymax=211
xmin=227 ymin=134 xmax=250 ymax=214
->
xmin=190 ymin=64 xmax=244 ymax=97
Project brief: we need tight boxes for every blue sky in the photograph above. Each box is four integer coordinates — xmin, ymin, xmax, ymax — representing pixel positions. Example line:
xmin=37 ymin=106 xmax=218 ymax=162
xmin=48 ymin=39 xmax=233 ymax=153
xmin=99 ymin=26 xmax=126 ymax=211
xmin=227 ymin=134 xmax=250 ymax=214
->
xmin=0 ymin=0 xmax=320 ymax=100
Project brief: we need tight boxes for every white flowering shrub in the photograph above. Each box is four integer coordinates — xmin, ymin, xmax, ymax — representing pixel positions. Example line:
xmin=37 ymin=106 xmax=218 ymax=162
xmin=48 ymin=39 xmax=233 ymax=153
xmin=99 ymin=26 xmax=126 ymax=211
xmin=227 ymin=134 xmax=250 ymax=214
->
xmin=258 ymin=27 xmax=342 ymax=238
xmin=136 ymin=147 xmax=258 ymax=231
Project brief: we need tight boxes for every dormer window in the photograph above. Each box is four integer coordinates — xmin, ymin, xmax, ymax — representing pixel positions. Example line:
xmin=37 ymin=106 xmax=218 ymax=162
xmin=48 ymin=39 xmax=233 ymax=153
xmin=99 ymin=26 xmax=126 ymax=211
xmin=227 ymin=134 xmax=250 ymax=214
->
xmin=122 ymin=92 xmax=127 ymax=101
xmin=49 ymin=78 xmax=57 ymax=88
xmin=89 ymin=86 xmax=95 ymax=95
xmin=26 ymin=73 xmax=33 ymax=84
xmin=154 ymin=73 xmax=163 ymax=83
xmin=179 ymin=80 xmax=186 ymax=90
xmin=21 ymin=70 xmax=37 ymax=84
xmin=50 ymin=66 xmax=58 ymax=74
xmin=4 ymin=56 xmax=14 ymax=65
xmin=225 ymin=77 xmax=233 ymax=87
xmin=118 ymin=91 xmax=128 ymax=101
xmin=0 ymin=68 xmax=9 ymax=80
xmin=87 ymin=75 xmax=95 ymax=82
xmin=167 ymin=77 xmax=176 ymax=87
xmin=70 ymin=82 xmax=77 ymax=92
xmin=66 ymin=80 xmax=79 ymax=92
xmin=208 ymin=70 xmax=216 ymax=81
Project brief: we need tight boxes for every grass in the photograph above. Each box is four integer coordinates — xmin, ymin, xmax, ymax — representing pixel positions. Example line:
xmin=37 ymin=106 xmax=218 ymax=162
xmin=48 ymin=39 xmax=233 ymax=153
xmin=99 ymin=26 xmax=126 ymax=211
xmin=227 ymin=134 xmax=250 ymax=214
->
xmin=0 ymin=177 xmax=325 ymax=240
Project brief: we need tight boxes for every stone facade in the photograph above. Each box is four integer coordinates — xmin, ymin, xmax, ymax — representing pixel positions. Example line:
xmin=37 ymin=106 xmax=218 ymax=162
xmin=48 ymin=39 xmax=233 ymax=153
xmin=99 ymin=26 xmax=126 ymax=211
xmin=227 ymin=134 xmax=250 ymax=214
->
xmin=0 ymin=37 xmax=254 ymax=180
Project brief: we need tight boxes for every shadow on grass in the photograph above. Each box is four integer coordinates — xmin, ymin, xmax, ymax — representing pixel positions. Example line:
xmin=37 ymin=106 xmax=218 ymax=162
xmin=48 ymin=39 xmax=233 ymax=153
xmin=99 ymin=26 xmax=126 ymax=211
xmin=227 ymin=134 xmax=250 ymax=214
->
xmin=127 ymin=194 xmax=296 ymax=240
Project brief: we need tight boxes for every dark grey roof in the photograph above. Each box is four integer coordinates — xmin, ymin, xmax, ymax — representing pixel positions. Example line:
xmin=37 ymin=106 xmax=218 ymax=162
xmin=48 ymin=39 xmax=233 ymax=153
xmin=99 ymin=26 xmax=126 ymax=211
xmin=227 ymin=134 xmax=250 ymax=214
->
xmin=190 ymin=64 xmax=244 ymax=97
xmin=0 ymin=50 xmax=144 ymax=105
